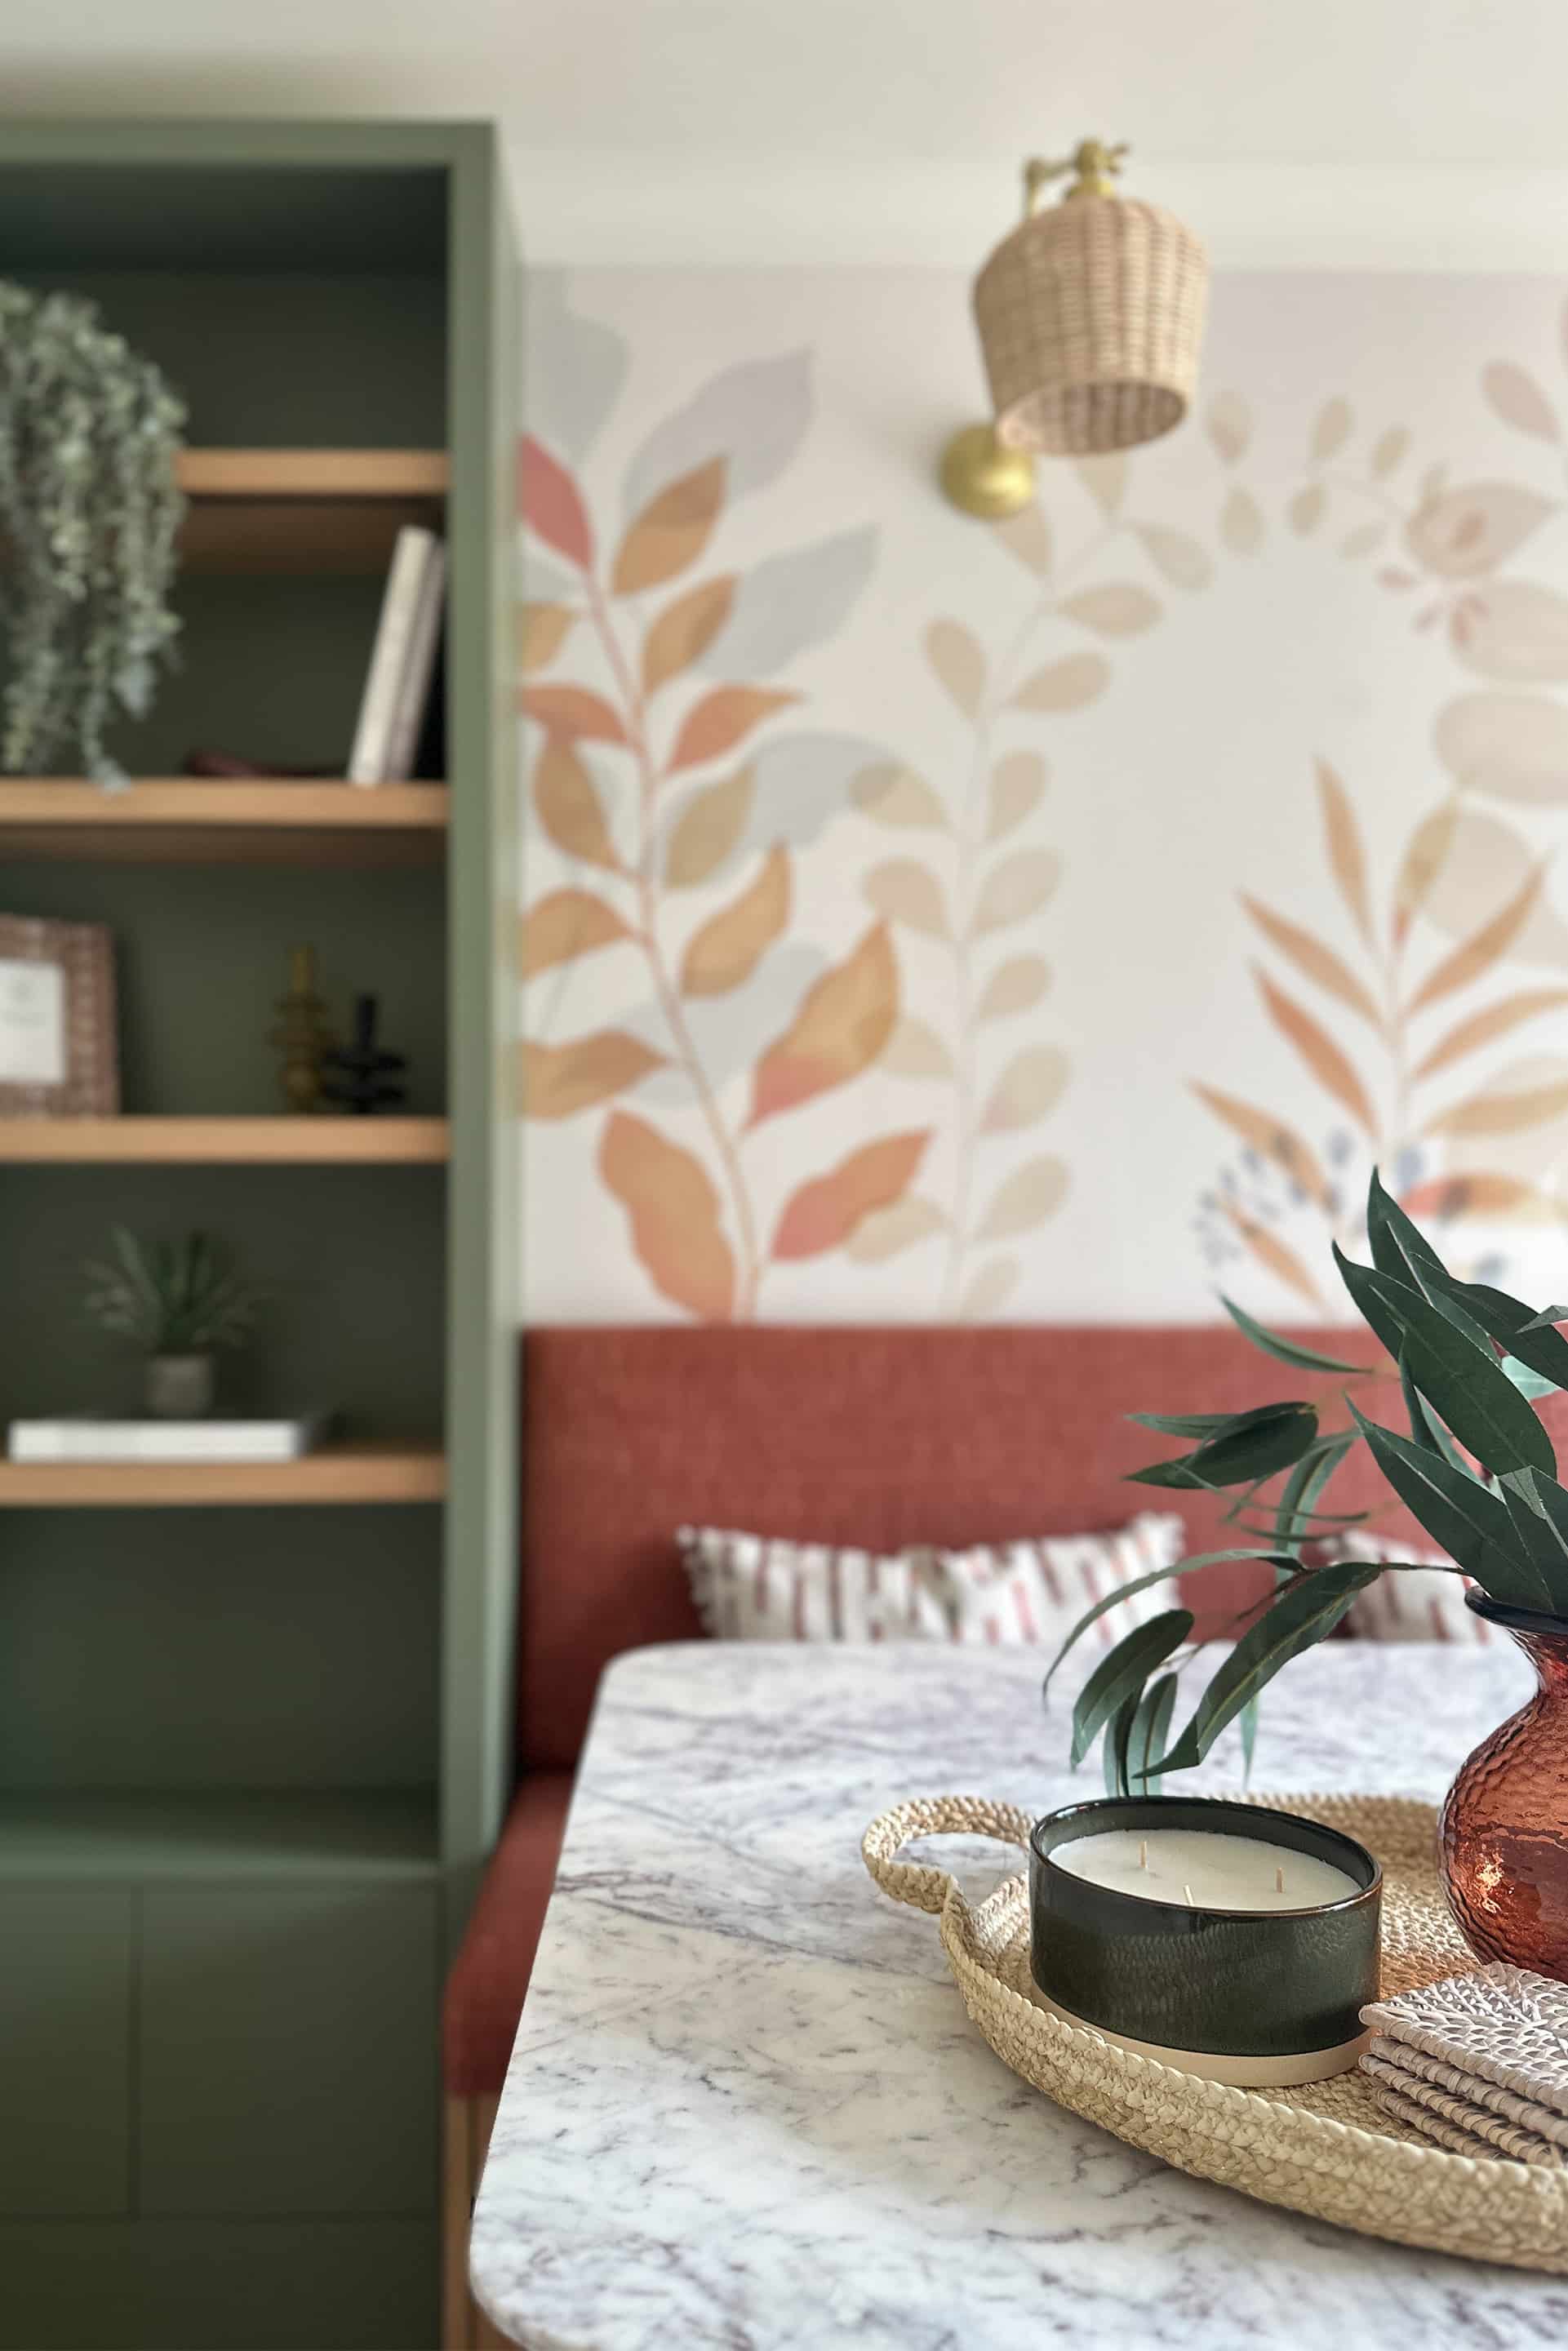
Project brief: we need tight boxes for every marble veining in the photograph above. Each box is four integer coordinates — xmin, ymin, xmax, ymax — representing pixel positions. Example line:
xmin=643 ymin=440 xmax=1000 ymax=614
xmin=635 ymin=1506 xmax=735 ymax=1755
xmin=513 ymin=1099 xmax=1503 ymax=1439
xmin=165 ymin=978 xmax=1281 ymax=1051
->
xmin=471 ymin=1640 xmax=1568 ymax=2349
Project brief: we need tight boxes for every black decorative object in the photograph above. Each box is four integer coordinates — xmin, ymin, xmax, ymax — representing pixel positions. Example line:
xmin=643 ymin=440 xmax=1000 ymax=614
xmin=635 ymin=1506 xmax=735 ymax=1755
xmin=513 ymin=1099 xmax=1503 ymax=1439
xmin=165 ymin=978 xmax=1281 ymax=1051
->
xmin=321 ymin=994 xmax=407 ymax=1116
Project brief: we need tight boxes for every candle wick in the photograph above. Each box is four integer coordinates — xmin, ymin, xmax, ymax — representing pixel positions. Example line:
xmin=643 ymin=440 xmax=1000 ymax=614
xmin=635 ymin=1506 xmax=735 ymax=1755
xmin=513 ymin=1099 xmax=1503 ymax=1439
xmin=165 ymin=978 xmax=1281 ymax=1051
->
xmin=1139 ymin=1839 xmax=1148 ymax=1871
xmin=1276 ymin=1864 xmax=1285 ymax=1895
xmin=1183 ymin=1882 xmax=1194 ymax=1909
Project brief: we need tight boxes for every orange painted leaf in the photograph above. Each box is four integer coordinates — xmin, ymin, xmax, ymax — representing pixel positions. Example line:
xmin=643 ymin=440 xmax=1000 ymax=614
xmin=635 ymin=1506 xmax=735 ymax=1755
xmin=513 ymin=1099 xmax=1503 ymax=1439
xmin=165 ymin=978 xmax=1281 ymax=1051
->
xmin=534 ymin=739 xmax=620 ymax=869
xmin=522 ymin=684 xmax=627 ymax=745
xmin=1254 ymin=967 xmax=1377 ymax=1136
xmin=1424 ymin=1076 xmax=1568 ymax=1137
xmin=642 ymin=576 xmax=735 ymax=692
xmin=1240 ymin=894 xmax=1382 ymax=1024
xmin=522 ymin=889 xmax=632 ymax=978
xmin=669 ymin=686 xmax=797 ymax=772
xmin=771 ymin=1130 xmax=931 ymax=1261
xmin=1189 ymin=1082 xmax=1333 ymax=1207
xmin=1411 ymin=989 xmax=1568 ymax=1079
xmin=1401 ymin=1172 xmax=1553 ymax=1221
xmin=519 ymin=436 xmax=593 ymax=569
xmin=1218 ymin=1198 xmax=1326 ymax=1309
xmin=1393 ymin=801 xmax=1460 ymax=946
xmin=598 ymin=1109 xmax=736 ymax=1321
xmin=679 ymin=845 xmax=791 ymax=996
xmin=1406 ymin=866 xmax=1543 ymax=1014
xmin=522 ymin=1032 xmax=665 ymax=1120
xmin=749 ymin=922 xmax=898 ymax=1125
xmin=518 ymin=602 xmax=577 ymax=674
xmin=612 ymin=456 xmax=726 ymax=597
xmin=1315 ymin=761 xmax=1374 ymax=945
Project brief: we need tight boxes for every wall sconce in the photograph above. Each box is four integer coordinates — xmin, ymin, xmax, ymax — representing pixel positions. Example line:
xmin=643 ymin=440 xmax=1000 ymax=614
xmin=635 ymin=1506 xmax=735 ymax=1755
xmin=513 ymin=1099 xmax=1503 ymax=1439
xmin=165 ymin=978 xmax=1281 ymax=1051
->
xmin=941 ymin=140 xmax=1209 ymax=518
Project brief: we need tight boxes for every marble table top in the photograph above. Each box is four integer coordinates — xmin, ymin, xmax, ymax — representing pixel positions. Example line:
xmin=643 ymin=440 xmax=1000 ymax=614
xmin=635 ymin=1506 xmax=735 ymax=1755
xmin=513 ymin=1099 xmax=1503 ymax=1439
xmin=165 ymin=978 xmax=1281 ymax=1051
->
xmin=470 ymin=1639 xmax=1568 ymax=2350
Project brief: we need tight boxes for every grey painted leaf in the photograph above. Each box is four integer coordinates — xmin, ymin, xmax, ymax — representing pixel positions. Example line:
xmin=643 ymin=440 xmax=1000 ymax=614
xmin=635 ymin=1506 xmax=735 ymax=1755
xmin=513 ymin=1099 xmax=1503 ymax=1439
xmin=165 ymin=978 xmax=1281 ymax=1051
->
xmin=962 ymin=1253 xmax=1022 ymax=1321
xmin=926 ymin=618 xmax=987 ymax=717
xmin=981 ymin=1045 xmax=1069 ymax=1131
xmin=851 ymin=762 xmax=948 ymax=829
xmin=625 ymin=943 xmax=826 ymax=1104
xmin=978 ymin=1155 xmax=1068 ymax=1240
xmin=977 ymin=955 xmax=1051 ymax=1019
xmin=526 ymin=273 xmax=630 ymax=467
xmin=521 ymin=549 xmax=584 ymax=606
xmin=988 ymin=750 xmax=1047 ymax=839
xmin=623 ymin=349 xmax=813 ymax=518
xmin=699 ymin=527 xmax=877 ymax=678
xmin=865 ymin=859 xmax=950 ymax=938
xmin=973 ymin=848 xmax=1060 ymax=934
xmin=846 ymin=1194 xmax=948 ymax=1263
xmin=880 ymin=1013 xmax=954 ymax=1078
xmin=736 ymin=732 xmax=894 ymax=869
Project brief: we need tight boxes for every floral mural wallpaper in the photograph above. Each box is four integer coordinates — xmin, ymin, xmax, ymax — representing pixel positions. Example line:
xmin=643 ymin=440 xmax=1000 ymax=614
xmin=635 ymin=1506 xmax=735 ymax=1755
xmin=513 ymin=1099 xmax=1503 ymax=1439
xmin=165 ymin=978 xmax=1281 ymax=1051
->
xmin=519 ymin=269 xmax=1568 ymax=1324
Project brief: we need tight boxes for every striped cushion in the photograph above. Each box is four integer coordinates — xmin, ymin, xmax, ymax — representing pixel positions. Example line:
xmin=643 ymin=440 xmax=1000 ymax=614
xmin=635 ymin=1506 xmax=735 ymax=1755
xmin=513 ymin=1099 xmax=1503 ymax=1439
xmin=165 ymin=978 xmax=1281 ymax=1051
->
xmin=677 ymin=1514 xmax=1186 ymax=1647
xmin=1329 ymin=1531 xmax=1486 ymax=1644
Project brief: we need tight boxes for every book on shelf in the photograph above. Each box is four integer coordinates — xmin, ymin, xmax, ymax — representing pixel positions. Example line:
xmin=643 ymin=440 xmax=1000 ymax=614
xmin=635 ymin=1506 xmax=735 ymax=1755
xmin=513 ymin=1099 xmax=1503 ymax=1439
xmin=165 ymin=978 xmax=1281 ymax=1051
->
xmin=7 ymin=1413 xmax=332 ymax=1464
xmin=347 ymin=525 xmax=446 ymax=786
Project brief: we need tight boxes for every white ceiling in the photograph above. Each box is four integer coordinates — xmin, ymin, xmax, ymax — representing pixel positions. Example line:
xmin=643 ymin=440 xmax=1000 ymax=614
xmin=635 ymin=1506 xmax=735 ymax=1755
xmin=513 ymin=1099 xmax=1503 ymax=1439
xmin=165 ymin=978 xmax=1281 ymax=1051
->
xmin=4 ymin=0 xmax=1568 ymax=265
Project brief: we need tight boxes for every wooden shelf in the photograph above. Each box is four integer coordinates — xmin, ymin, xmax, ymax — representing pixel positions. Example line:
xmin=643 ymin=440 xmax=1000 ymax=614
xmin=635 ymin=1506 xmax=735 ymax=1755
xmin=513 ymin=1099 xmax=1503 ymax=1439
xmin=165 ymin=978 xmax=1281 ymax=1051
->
xmin=177 ymin=449 xmax=449 ymax=500
xmin=0 ymin=778 xmax=450 ymax=864
xmin=174 ymin=447 xmax=447 ymax=572
xmin=0 ymin=1789 xmax=439 ymax=1878
xmin=0 ymin=1117 xmax=449 ymax=1164
xmin=0 ymin=1442 xmax=446 ymax=1509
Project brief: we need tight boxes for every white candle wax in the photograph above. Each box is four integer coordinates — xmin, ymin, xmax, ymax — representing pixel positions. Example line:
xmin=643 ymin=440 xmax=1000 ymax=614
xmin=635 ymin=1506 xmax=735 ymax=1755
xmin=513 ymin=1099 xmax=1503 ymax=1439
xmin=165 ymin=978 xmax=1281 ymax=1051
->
xmin=1051 ymin=1826 xmax=1360 ymax=1913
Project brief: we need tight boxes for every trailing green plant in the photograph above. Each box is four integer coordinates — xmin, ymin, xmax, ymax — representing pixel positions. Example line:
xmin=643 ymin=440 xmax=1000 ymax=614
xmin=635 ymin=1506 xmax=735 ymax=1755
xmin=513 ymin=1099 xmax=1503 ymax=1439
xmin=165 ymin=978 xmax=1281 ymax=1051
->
xmin=1046 ymin=1168 xmax=1568 ymax=1794
xmin=82 ymin=1228 xmax=263 ymax=1357
xmin=0 ymin=282 xmax=185 ymax=783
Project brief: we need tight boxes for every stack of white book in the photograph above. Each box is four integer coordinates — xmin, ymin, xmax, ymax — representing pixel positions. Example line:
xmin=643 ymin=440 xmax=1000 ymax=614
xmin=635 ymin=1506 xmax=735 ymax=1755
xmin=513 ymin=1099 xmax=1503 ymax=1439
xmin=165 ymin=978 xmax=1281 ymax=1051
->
xmin=348 ymin=523 xmax=446 ymax=784
xmin=8 ymin=1415 xmax=330 ymax=1464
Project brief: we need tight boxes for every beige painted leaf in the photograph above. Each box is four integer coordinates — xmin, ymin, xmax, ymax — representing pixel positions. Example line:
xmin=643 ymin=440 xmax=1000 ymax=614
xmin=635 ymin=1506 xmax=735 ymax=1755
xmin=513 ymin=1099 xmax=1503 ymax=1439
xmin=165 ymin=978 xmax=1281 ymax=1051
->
xmin=1455 ymin=579 xmax=1568 ymax=684
xmin=1219 ymin=486 xmax=1264 ymax=556
xmin=1412 ymin=989 xmax=1568 ymax=1081
xmin=642 ymin=576 xmax=735 ymax=692
xmin=1426 ymin=1077 xmax=1568 ymax=1137
xmin=978 ymin=955 xmax=1051 ymax=1020
xmin=1290 ymin=482 xmax=1327 ymax=536
xmin=611 ymin=456 xmax=726 ymax=596
xmin=1415 ymin=807 xmax=1568 ymax=969
xmin=771 ymin=1130 xmax=931 ymax=1261
xmin=1311 ymin=398 xmax=1353 ymax=461
xmin=962 ymin=1254 xmax=1022 ymax=1322
xmin=1370 ymin=426 xmax=1411 ymax=479
xmin=522 ymin=889 xmax=632 ymax=979
xmin=1393 ymin=801 xmax=1461 ymax=942
xmin=1012 ymin=652 xmax=1110 ymax=713
xmin=1406 ymin=866 xmax=1543 ymax=1014
xmin=844 ymin=1193 xmax=948 ymax=1263
xmin=749 ymin=922 xmax=898 ymax=1124
xmin=679 ymin=843 xmax=791 ymax=995
xmin=519 ymin=602 xmax=577 ymax=674
xmin=599 ymin=1109 xmax=735 ymax=1322
xmin=851 ymin=762 xmax=948 ymax=829
xmin=1405 ymin=483 xmax=1556 ymax=580
xmin=522 ymin=1031 xmax=665 ymax=1120
xmin=1482 ymin=360 xmax=1560 ymax=445
xmin=1059 ymin=581 xmax=1161 ymax=638
xmin=1339 ymin=522 xmax=1387 ymax=560
xmin=1240 ymin=893 xmax=1382 ymax=1024
xmin=864 ymin=858 xmax=950 ymax=939
xmin=980 ymin=1045 xmax=1068 ymax=1132
xmin=1316 ymin=760 xmax=1375 ymax=945
xmin=1135 ymin=523 xmax=1212 ymax=591
xmin=535 ymin=739 xmax=620 ymax=870
xmin=1435 ymin=692 xmax=1568 ymax=803
xmin=991 ymin=503 xmax=1052 ymax=576
xmin=522 ymin=683 xmax=627 ymax=744
xmin=988 ymin=749 xmax=1047 ymax=840
xmin=1206 ymin=391 xmax=1251 ymax=466
xmin=925 ymin=618 xmax=988 ymax=718
xmin=664 ymin=767 xmax=754 ymax=888
xmin=1076 ymin=453 xmax=1127 ymax=514
xmin=973 ymin=848 xmax=1060 ymax=935
xmin=978 ymin=1154 xmax=1068 ymax=1241
xmin=670 ymin=686 xmax=798 ymax=771
xmin=1219 ymin=1198 xmax=1326 ymax=1309
xmin=1189 ymin=1083 xmax=1332 ymax=1208
xmin=880 ymin=1013 xmax=954 ymax=1078
xmin=1253 ymin=967 xmax=1377 ymax=1136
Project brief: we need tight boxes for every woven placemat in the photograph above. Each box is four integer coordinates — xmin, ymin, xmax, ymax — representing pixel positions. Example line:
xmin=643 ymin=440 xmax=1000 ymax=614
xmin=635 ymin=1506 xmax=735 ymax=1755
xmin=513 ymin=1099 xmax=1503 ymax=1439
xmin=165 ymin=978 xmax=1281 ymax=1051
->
xmin=863 ymin=1792 xmax=1568 ymax=2273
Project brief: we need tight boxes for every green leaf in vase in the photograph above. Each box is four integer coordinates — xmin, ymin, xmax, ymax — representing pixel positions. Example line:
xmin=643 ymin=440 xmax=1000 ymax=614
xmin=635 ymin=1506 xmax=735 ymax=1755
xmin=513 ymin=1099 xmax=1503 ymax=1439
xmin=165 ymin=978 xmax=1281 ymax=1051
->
xmin=1043 ymin=1549 xmax=1295 ymax=1695
xmin=1498 ymin=1469 xmax=1568 ymax=1617
xmin=1218 ymin=1295 xmax=1370 ymax=1375
xmin=1349 ymin=1403 xmax=1547 ymax=1607
xmin=1128 ymin=1674 xmax=1178 ymax=1796
xmin=1070 ymin=1609 xmax=1193 ymax=1768
xmin=1153 ymin=1564 xmax=1379 ymax=1774
xmin=1438 ymin=1280 xmax=1568 ymax=1393
xmin=1128 ymin=1404 xmax=1319 ymax=1490
xmin=1127 ymin=1403 xmax=1306 ymax=1439
xmin=1272 ymin=1430 xmax=1357 ymax=1557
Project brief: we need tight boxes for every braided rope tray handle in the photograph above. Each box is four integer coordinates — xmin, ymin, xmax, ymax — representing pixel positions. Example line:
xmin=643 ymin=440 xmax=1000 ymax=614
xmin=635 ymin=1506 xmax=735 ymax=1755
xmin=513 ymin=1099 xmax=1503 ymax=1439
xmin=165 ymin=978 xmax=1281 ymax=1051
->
xmin=862 ymin=1794 xmax=1033 ymax=1913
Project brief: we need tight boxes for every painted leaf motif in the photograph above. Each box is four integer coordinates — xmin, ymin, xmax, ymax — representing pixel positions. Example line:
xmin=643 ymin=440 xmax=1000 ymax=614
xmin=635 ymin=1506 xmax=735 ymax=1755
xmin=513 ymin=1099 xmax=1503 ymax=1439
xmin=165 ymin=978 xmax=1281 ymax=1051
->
xmin=622 ymin=349 xmax=811 ymax=518
xmin=925 ymin=618 xmax=987 ymax=717
xmin=1219 ymin=1199 xmax=1326 ymax=1308
xmin=679 ymin=844 xmax=791 ymax=995
xmin=771 ymin=1131 xmax=931 ymax=1261
xmin=864 ymin=859 xmax=949 ymax=939
xmin=978 ymin=1155 xmax=1068 ymax=1241
xmin=699 ymin=527 xmax=877 ymax=678
xmin=1190 ymin=1084 xmax=1332 ymax=1207
xmin=1340 ymin=522 xmax=1387 ymax=560
xmin=1457 ymin=580 xmax=1568 ymax=684
xmin=879 ymin=1013 xmax=954 ymax=1078
xmin=1483 ymin=361 xmax=1559 ymax=444
xmin=1406 ymin=867 xmax=1542 ymax=1013
xmin=1311 ymin=398 xmax=1353 ymax=461
xmin=670 ymin=687 xmax=797 ymax=771
xmin=749 ymin=922 xmax=898 ymax=1124
xmin=991 ymin=503 xmax=1052 ymax=576
xmin=519 ymin=435 xmax=593 ymax=567
xmin=1413 ymin=990 xmax=1568 ymax=1080
xmin=1059 ymin=582 xmax=1161 ymax=637
xmin=1435 ymin=692 xmax=1568 ymax=803
xmin=1219 ymin=486 xmax=1264 ymax=555
xmin=664 ymin=767 xmax=755 ymax=887
xmin=1401 ymin=1172 xmax=1557 ymax=1221
xmin=1076 ymin=453 xmax=1127 ymax=513
xmin=978 ymin=955 xmax=1051 ymax=1020
xmin=1426 ymin=1077 xmax=1568 ymax=1137
xmin=1406 ymin=483 xmax=1556 ymax=580
xmin=845 ymin=1193 xmax=947 ymax=1262
xmin=1317 ymin=760 xmax=1375 ymax=944
xmin=534 ymin=740 xmax=620 ymax=869
xmin=612 ymin=456 xmax=726 ymax=597
xmin=851 ymin=763 xmax=948 ymax=829
xmin=962 ymin=1254 xmax=1022 ymax=1322
xmin=981 ymin=1046 xmax=1068 ymax=1132
xmin=522 ymin=1032 xmax=664 ymax=1120
xmin=522 ymin=889 xmax=631 ymax=979
xmin=1135 ymin=523 xmax=1212 ymax=591
xmin=988 ymin=750 xmax=1047 ymax=839
xmin=1370 ymin=425 xmax=1411 ymax=478
xmin=642 ymin=576 xmax=735 ymax=692
xmin=518 ymin=602 xmax=577 ymax=674
xmin=522 ymin=684 xmax=626 ymax=745
xmin=1012 ymin=652 xmax=1109 ymax=713
xmin=599 ymin=1110 xmax=735 ymax=1322
xmin=1206 ymin=391 xmax=1251 ymax=465
xmin=1240 ymin=894 xmax=1382 ymax=1023
xmin=1393 ymin=801 xmax=1460 ymax=941
xmin=1289 ymin=482 xmax=1327 ymax=536
xmin=973 ymin=849 xmax=1059 ymax=935
xmin=1253 ymin=967 xmax=1376 ymax=1136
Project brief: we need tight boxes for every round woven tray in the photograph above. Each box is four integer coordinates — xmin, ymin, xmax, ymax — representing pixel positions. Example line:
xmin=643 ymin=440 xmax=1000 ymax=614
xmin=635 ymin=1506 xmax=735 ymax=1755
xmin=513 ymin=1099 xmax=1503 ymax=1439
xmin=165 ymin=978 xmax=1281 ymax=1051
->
xmin=863 ymin=1792 xmax=1568 ymax=2273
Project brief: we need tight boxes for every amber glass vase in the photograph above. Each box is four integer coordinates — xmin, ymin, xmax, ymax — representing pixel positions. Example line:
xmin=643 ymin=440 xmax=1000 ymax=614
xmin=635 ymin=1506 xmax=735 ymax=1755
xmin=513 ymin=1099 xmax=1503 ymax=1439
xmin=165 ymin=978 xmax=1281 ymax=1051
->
xmin=1439 ymin=1593 xmax=1568 ymax=1980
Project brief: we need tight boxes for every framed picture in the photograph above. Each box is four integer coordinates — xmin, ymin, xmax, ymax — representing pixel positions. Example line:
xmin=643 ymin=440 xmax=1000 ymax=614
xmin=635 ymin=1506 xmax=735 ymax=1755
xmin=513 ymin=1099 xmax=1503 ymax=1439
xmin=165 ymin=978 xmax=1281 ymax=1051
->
xmin=0 ymin=917 xmax=118 ymax=1117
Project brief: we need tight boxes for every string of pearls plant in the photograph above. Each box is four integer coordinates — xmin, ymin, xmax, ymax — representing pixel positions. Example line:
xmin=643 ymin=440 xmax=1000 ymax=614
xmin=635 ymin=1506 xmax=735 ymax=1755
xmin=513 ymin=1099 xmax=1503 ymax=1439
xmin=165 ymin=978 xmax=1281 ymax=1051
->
xmin=0 ymin=281 xmax=185 ymax=784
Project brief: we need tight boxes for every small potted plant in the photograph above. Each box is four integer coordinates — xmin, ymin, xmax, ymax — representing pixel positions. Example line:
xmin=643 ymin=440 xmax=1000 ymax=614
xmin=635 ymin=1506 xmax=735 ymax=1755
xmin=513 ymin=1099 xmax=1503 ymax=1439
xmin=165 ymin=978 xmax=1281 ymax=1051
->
xmin=82 ymin=1226 xmax=263 ymax=1417
xmin=1049 ymin=1169 xmax=1568 ymax=1981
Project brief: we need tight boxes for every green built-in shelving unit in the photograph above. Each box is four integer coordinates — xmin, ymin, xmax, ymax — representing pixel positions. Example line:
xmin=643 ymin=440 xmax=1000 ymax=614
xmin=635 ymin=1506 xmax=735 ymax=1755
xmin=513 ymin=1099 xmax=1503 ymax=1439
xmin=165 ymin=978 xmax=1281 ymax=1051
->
xmin=0 ymin=120 xmax=517 ymax=2351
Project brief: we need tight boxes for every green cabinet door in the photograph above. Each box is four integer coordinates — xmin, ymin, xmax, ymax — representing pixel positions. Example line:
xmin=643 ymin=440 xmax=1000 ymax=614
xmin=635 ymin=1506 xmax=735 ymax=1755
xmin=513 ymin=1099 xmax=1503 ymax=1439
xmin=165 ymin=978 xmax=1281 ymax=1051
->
xmin=0 ymin=1882 xmax=134 ymax=2216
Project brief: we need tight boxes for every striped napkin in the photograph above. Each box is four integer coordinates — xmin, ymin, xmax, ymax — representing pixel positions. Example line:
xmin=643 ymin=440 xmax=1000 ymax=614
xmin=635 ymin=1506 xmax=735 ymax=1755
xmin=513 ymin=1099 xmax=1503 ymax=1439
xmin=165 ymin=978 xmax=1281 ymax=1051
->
xmin=1360 ymin=1964 xmax=1568 ymax=2168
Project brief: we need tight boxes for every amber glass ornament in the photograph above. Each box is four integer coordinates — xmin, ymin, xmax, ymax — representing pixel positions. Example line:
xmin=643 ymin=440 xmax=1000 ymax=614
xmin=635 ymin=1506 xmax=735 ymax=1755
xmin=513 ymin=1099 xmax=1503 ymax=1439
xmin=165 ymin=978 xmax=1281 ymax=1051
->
xmin=1439 ymin=1593 xmax=1568 ymax=1981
